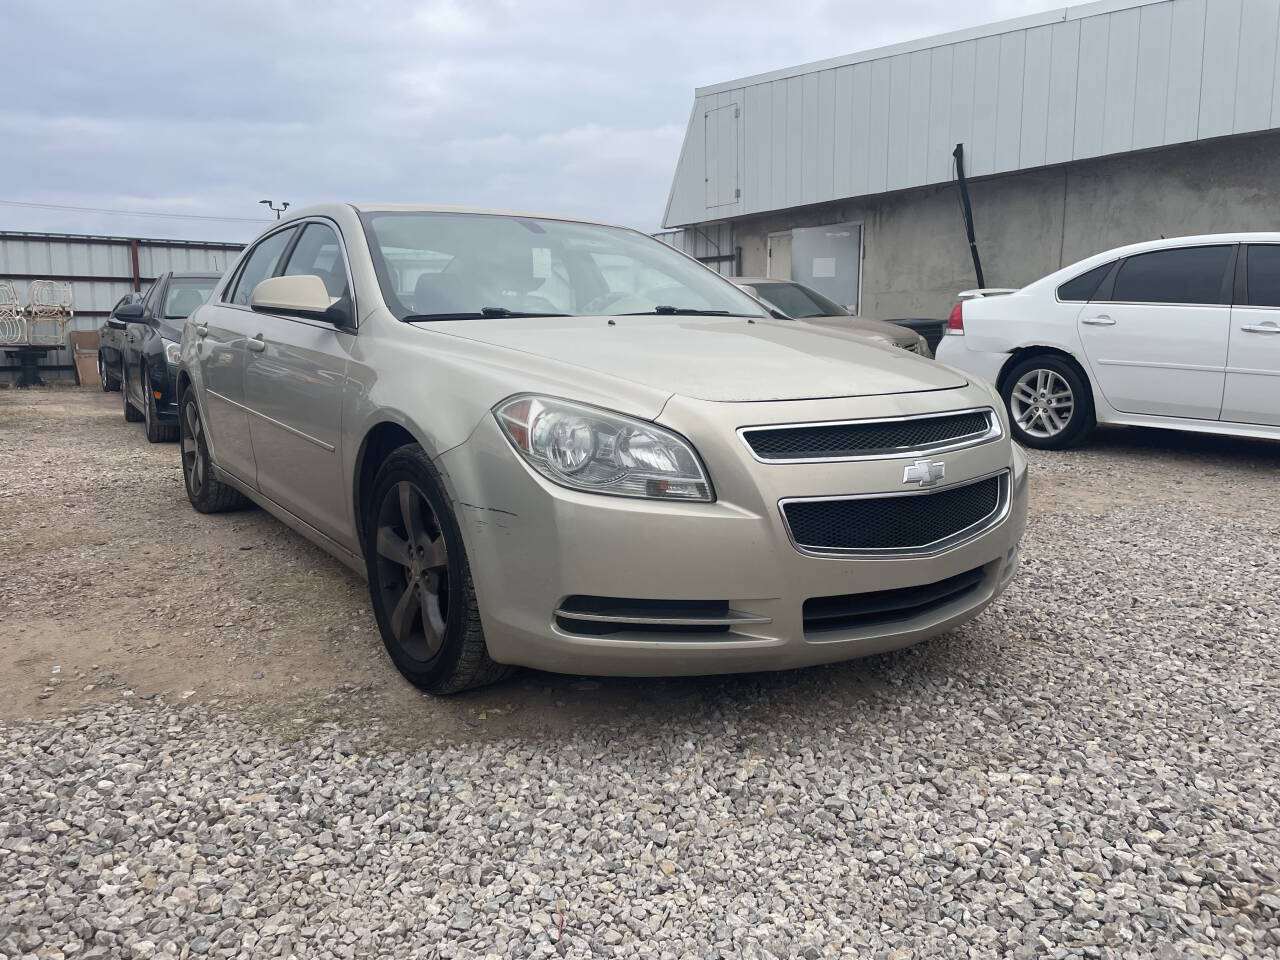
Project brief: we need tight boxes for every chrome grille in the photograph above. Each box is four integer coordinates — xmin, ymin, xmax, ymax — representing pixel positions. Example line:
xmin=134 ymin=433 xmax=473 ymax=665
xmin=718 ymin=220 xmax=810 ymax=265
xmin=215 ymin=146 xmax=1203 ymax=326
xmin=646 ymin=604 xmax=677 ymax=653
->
xmin=742 ymin=408 xmax=995 ymax=462
xmin=781 ymin=472 xmax=1008 ymax=556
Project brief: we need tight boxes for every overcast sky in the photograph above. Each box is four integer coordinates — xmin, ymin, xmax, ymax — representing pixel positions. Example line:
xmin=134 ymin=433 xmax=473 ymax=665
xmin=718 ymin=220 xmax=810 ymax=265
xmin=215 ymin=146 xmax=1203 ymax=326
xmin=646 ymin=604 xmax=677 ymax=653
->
xmin=5 ymin=0 xmax=1054 ymax=243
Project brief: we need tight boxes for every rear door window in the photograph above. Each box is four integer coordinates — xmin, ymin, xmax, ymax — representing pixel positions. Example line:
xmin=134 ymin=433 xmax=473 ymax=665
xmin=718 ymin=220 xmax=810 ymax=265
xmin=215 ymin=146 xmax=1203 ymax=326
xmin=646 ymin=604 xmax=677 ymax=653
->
xmin=1056 ymin=262 xmax=1113 ymax=302
xmin=1109 ymin=246 xmax=1233 ymax=305
xmin=229 ymin=228 xmax=297 ymax=306
xmin=1244 ymin=245 xmax=1280 ymax=307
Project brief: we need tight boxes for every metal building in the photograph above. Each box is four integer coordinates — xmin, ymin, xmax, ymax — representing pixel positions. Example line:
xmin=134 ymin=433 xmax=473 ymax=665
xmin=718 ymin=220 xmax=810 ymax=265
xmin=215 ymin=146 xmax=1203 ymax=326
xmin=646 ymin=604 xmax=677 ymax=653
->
xmin=662 ymin=0 xmax=1280 ymax=321
xmin=0 ymin=231 xmax=243 ymax=382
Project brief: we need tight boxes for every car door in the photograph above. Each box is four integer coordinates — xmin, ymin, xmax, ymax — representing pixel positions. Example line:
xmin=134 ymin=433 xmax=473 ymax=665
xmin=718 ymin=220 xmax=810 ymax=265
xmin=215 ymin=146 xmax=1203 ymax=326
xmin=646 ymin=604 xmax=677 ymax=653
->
xmin=1222 ymin=243 xmax=1280 ymax=426
xmin=242 ymin=220 xmax=354 ymax=540
xmin=197 ymin=226 xmax=298 ymax=485
xmin=1077 ymin=244 xmax=1234 ymax=420
xmin=100 ymin=294 xmax=135 ymax=378
xmin=124 ymin=279 xmax=163 ymax=406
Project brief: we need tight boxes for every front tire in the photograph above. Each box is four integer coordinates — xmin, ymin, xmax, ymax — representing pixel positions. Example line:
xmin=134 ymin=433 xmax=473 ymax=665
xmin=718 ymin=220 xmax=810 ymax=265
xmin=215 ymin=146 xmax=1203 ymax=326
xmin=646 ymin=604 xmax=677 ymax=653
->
xmin=363 ymin=445 xmax=510 ymax=694
xmin=98 ymin=354 xmax=119 ymax=392
xmin=1001 ymin=354 xmax=1095 ymax=449
xmin=143 ymin=368 xmax=179 ymax=443
xmin=179 ymin=386 xmax=247 ymax=513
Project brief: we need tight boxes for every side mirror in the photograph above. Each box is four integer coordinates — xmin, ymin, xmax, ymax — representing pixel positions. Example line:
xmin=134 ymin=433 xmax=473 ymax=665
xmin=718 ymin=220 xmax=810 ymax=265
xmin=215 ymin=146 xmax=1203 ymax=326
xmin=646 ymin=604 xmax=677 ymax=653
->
xmin=115 ymin=302 xmax=145 ymax=321
xmin=251 ymin=275 xmax=349 ymax=325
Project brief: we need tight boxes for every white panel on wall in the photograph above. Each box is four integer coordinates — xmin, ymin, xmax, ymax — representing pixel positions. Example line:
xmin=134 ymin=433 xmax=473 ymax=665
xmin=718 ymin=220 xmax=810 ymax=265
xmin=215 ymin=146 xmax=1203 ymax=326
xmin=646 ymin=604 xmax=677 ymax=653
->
xmin=785 ymin=76 xmax=804 ymax=207
xmin=1074 ymin=14 xmax=1110 ymax=159
xmin=948 ymin=40 xmax=977 ymax=172
xmin=801 ymin=71 xmax=822 ymax=203
xmin=1046 ymin=19 xmax=1081 ymax=164
xmin=849 ymin=62 xmax=874 ymax=197
xmin=969 ymin=35 xmax=1001 ymax=176
xmin=1165 ymin=0 xmax=1207 ymax=142
xmin=905 ymin=48 xmax=932 ymax=188
xmin=815 ymin=69 xmax=837 ymax=203
xmin=1133 ymin=2 xmax=1173 ymax=149
xmin=1235 ymin=0 xmax=1280 ymax=132
xmin=770 ymin=82 xmax=788 ymax=210
xmin=1198 ymin=0 xmax=1243 ymax=138
xmin=994 ymin=30 xmax=1027 ymax=172
xmin=886 ymin=53 xmax=912 ymax=190
xmin=832 ymin=65 xmax=854 ymax=198
xmin=1102 ymin=7 xmax=1141 ymax=155
xmin=1019 ymin=25 xmax=1053 ymax=168
xmin=744 ymin=83 xmax=771 ymax=214
xmin=867 ymin=58 xmax=892 ymax=194
xmin=926 ymin=44 xmax=956 ymax=183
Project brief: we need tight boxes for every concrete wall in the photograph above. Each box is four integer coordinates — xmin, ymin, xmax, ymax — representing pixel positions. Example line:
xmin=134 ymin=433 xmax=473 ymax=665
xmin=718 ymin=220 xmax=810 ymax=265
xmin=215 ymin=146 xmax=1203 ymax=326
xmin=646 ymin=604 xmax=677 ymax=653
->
xmin=726 ymin=129 xmax=1280 ymax=322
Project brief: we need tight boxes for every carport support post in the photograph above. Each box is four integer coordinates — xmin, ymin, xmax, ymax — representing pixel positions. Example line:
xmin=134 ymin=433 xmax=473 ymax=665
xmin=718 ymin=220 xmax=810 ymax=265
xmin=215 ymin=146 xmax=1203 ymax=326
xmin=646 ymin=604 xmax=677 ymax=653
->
xmin=952 ymin=143 xmax=986 ymax=290
xmin=129 ymin=239 xmax=141 ymax=292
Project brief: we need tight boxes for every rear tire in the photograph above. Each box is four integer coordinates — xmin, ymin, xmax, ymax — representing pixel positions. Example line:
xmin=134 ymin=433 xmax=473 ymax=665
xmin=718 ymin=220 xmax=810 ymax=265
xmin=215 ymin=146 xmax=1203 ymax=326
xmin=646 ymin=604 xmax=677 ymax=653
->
xmin=363 ymin=444 xmax=511 ymax=694
xmin=1001 ymin=354 xmax=1095 ymax=450
xmin=179 ymin=386 xmax=247 ymax=513
xmin=123 ymin=370 xmax=143 ymax=422
xmin=144 ymin=368 xmax=179 ymax=443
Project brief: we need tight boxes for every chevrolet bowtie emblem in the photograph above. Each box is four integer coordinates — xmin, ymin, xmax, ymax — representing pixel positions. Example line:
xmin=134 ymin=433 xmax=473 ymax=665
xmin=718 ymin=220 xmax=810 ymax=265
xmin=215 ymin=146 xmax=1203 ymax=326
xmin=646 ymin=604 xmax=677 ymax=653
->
xmin=903 ymin=459 xmax=946 ymax=487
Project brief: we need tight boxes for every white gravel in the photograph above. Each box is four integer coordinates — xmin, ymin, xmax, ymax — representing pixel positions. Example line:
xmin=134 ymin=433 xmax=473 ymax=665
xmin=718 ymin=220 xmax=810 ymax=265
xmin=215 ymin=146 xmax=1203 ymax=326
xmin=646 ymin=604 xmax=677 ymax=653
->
xmin=2 ymin=400 xmax=1279 ymax=959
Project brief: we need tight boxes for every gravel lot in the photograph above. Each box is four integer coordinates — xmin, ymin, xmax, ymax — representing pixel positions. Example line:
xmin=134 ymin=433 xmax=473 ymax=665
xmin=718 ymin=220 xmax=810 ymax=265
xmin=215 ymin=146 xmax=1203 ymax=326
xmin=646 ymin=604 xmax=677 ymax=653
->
xmin=2 ymin=387 xmax=1278 ymax=959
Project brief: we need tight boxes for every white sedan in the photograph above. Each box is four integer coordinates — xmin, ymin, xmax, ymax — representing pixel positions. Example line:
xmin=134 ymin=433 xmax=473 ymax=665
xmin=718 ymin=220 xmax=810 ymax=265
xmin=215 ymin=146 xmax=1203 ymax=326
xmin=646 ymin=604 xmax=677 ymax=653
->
xmin=937 ymin=233 xmax=1280 ymax=448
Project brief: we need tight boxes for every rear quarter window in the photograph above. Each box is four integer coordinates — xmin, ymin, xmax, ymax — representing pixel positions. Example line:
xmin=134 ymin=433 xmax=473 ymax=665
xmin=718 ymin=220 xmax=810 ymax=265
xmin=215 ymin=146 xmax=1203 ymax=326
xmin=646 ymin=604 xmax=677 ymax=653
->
xmin=1056 ymin=262 xmax=1113 ymax=302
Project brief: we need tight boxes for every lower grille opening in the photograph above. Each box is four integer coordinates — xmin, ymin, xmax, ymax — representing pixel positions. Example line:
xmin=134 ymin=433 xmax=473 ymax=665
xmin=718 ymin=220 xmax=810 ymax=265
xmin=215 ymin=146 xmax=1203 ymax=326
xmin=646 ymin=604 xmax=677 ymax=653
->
xmin=555 ymin=596 xmax=747 ymax=638
xmin=803 ymin=566 xmax=986 ymax=634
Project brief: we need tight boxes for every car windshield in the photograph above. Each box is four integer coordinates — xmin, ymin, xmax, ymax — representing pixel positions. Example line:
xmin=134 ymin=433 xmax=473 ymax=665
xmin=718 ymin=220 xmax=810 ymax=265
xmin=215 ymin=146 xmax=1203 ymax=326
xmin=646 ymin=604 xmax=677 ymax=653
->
xmin=748 ymin=281 xmax=848 ymax=319
xmin=359 ymin=211 xmax=768 ymax=321
xmin=163 ymin=278 xmax=216 ymax=319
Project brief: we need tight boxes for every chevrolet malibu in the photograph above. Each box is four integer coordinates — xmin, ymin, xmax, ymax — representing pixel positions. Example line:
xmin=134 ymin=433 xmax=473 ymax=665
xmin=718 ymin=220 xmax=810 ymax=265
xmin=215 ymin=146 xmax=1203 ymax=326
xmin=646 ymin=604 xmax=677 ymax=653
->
xmin=178 ymin=204 xmax=1027 ymax=693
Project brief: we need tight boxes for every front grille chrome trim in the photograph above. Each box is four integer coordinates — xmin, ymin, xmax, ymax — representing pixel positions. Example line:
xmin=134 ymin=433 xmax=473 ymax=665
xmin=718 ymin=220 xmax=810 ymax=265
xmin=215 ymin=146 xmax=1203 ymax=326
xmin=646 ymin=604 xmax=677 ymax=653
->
xmin=739 ymin=406 xmax=1001 ymax=464
xmin=553 ymin=609 xmax=772 ymax=627
xmin=779 ymin=469 xmax=1011 ymax=559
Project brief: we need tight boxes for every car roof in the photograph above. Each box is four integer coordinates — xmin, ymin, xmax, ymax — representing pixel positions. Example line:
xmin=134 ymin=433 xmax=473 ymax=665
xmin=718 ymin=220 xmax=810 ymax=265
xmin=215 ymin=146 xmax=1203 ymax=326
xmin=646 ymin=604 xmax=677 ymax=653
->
xmin=732 ymin=277 xmax=792 ymax=284
xmin=276 ymin=202 xmax=624 ymax=230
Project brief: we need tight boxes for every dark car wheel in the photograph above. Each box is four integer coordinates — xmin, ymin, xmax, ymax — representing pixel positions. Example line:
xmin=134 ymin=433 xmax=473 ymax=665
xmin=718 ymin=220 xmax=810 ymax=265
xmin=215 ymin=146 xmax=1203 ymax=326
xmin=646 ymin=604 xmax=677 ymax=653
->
xmin=180 ymin=387 xmax=246 ymax=513
xmin=364 ymin=444 xmax=511 ymax=694
xmin=143 ymin=368 xmax=179 ymax=443
xmin=1001 ymin=354 xmax=1095 ymax=450
xmin=122 ymin=370 xmax=143 ymax=422
xmin=98 ymin=353 xmax=119 ymax=392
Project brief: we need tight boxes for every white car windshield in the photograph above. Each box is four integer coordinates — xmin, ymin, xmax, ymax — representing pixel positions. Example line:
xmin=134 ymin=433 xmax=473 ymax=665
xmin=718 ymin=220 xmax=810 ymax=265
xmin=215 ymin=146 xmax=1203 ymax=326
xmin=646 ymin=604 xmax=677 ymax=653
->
xmin=359 ymin=211 xmax=768 ymax=321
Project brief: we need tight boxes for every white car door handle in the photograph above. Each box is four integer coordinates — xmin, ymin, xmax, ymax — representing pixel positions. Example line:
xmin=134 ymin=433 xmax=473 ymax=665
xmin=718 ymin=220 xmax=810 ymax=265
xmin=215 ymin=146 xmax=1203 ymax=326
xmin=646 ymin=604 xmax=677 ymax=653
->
xmin=194 ymin=323 xmax=208 ymax=337
xmin=247 ymin=335 xmax=266 ymax=353
xmin=1240 ymin=322 xmax=1280 ymax=334
xmin=1081 ymin=315 xmax=1115 ymax=326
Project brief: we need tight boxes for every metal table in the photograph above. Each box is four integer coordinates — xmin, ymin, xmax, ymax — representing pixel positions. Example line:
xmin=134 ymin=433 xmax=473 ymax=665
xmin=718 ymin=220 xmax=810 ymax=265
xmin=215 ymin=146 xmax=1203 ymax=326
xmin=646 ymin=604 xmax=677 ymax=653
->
xmin=2 ymin=345 xmax=57 ymax=387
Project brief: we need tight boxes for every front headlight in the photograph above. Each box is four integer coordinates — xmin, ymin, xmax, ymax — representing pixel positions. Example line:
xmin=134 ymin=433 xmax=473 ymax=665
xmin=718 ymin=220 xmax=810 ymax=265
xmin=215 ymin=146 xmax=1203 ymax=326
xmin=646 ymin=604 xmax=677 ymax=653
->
xmin=494 ymin=395 xmax=714 ymax=502
xmin=162 ymin=338 xmax=181 ymax=366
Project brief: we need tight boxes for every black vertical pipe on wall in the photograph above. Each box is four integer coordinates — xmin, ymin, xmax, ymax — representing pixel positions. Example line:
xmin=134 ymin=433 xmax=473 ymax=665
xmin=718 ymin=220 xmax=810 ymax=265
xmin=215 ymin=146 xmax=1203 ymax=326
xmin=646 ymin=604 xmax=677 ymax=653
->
xmin=952 ymin=143 xmax=986 ymax=289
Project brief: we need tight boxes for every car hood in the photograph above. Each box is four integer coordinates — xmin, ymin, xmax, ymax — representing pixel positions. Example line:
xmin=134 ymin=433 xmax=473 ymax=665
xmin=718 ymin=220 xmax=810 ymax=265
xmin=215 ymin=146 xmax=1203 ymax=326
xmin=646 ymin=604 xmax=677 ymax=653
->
xmin=423 ymin=315 xmax=966 ymax=402
xmin=802 ymin=315 xmax=919 ymax=345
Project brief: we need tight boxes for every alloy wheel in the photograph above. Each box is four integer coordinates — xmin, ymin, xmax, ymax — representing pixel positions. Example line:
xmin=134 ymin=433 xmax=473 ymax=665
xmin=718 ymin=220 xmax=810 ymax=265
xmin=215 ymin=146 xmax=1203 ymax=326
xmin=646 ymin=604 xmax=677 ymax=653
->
xmin=372 ymin=481 xmax=450 ymax=664
xmin=1010 ymin=368 xmax=1074 ymax=439
xmin=181 ymin=400 xmax=205 ymax=496
xmin=98 ymin=355 xmax=108 ymax=391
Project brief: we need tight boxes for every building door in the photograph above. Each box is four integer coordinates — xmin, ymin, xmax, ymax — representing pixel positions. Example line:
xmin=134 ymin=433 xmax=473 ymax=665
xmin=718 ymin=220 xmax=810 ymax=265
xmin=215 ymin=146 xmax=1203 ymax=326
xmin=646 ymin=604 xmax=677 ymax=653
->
xmin=1077 ymin=244 xmax=1233 ymax=421
xmin=767 ymin=232 xmax=791 ymax=280
xmin=1222 ymin=243 xmax=1280 ymax=426
xmin=790 ymin=223 xmax=862 ymax=314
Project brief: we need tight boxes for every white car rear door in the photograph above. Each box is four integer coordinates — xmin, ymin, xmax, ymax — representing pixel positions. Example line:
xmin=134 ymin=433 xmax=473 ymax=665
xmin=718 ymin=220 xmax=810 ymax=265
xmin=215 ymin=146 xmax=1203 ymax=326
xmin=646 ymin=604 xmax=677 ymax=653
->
xmin=1223 ymin=243 xmax=1280 ymax=426
xmin=1077 ymin=244 xmax=1234 ymax=421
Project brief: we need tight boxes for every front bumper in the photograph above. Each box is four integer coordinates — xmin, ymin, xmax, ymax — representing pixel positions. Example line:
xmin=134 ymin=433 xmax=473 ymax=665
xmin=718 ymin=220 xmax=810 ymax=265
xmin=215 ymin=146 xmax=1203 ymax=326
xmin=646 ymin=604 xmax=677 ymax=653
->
xmin=145 ymin=356 xmax=181 ymax=421
xmin=438 ymin=391 xmax=1028 ymax=677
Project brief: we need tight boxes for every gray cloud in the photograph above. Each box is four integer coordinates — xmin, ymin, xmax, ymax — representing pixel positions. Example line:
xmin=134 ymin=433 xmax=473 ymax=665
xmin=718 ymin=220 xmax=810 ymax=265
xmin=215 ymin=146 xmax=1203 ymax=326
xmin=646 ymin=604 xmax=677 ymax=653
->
xmin=3 ymin=0 xmax=1052 ymax=243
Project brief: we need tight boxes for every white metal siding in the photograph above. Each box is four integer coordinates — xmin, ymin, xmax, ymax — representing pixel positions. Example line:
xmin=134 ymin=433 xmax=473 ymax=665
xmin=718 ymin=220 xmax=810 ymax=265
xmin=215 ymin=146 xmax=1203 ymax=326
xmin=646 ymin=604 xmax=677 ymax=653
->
xmin=0 ymin=232 xmax=243 ymax=374
xmin=664 ymin=0 xmax=1280 ymax=227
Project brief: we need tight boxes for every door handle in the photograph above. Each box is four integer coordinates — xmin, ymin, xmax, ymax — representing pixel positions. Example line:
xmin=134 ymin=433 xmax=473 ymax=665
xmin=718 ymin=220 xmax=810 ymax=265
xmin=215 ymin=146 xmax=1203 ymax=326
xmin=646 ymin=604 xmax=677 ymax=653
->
xmin=194 ymin=324 xmax=208 ymax=337
xmin=1081 ymin=315 xmax=1115 ymax=326
xmin=247 ymin=335 xmax=266 ymax=353
xmin=1240 ymin=322 xmax=1280 ymax=334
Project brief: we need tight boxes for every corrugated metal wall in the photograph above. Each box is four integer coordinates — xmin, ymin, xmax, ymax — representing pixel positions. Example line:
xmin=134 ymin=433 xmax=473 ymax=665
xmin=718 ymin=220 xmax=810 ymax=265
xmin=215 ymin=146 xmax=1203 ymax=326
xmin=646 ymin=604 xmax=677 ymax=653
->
xmin=652 ymin=223 xmax=738 ymax=275
xmin=665 ymin=0 xmax=1280 ymax=227
xmin=0 ymin=232 xmax=243 ymax=376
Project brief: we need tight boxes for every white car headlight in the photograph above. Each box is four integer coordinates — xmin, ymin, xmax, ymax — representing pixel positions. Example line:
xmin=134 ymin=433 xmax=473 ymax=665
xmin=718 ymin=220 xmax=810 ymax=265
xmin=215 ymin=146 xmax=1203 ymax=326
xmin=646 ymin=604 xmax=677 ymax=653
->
xmin=162 ymin=338 xmax=181 ymax=365
xmin=494 ymin=395 xmax=713 ymax=502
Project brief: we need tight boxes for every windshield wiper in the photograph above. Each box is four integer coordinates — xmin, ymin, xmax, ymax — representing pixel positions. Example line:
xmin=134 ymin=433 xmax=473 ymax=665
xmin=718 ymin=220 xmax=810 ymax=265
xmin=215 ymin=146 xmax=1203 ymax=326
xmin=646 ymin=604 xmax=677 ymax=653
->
xmin=402 ymin=307 xmax=569 ymax=322
xmin=620 ymin=306 xmax=734 ymax=316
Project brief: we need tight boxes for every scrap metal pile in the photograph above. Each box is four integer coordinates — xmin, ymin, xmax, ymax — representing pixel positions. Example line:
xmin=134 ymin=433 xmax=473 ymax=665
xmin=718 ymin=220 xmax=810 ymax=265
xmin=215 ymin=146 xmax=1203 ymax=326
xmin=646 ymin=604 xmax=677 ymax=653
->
xmin=0 ymin=279 xmax=74 ymax=346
